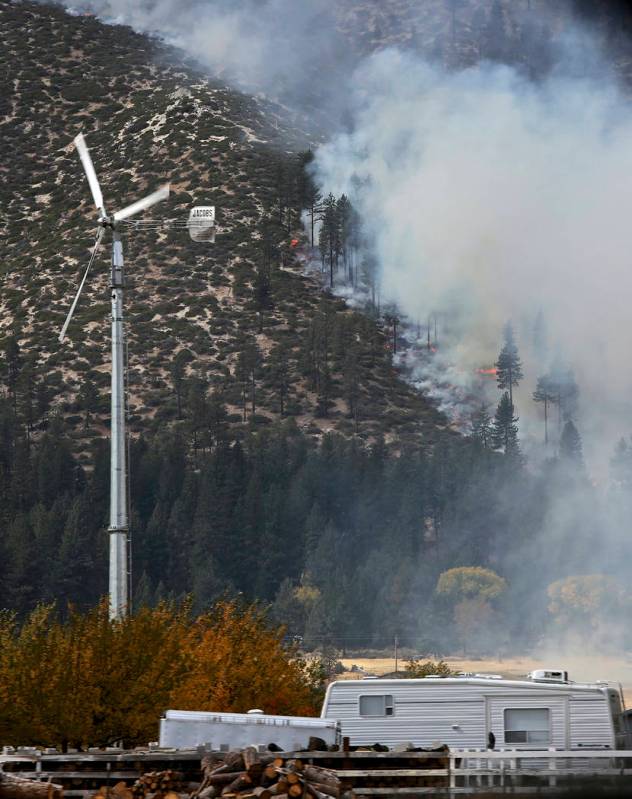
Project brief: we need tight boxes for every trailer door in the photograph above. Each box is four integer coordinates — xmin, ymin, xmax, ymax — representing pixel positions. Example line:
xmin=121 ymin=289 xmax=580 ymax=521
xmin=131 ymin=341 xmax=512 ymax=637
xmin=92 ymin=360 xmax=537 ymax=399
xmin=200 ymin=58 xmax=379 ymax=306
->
xmin=486 ymin=696 xmax=569 ymax=750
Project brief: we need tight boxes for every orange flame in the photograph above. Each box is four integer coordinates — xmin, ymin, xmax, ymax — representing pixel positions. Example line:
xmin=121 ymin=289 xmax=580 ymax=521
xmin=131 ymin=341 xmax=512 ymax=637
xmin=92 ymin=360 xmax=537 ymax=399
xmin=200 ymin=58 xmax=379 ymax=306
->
xmin=290 ymin=238 xmax=299 ymax=248
xmin=476 ymin=367 xmax=497 ymax=376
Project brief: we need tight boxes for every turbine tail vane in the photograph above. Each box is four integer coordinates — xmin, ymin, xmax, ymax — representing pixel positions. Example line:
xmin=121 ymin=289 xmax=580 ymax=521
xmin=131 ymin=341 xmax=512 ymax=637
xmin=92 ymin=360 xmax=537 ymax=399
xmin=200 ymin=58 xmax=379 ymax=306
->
xmin=74 ymin=133 xmax=106 ymax=215
xmin=113 ymin=184 xmax=170 ymax=222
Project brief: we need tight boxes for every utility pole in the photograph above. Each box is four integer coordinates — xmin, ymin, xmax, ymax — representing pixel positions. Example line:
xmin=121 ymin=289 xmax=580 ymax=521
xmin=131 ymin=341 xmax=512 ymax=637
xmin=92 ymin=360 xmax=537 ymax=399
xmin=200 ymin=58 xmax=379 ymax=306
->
xmin=394 ymin=635 xmax=399 ymax=674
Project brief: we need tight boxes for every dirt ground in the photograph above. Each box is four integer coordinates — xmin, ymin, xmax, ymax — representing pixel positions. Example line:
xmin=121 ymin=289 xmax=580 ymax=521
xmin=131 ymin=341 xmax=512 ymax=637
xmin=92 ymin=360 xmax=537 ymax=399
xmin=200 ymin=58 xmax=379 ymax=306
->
xmin=339 ymin=654 xmax=632 ymax=705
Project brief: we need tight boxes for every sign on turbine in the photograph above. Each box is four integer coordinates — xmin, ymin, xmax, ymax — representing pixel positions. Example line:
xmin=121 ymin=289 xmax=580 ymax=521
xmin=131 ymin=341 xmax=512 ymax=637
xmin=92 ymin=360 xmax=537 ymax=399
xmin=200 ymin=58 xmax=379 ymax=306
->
xmin=188 ymin=206 xmax=215 ymax=242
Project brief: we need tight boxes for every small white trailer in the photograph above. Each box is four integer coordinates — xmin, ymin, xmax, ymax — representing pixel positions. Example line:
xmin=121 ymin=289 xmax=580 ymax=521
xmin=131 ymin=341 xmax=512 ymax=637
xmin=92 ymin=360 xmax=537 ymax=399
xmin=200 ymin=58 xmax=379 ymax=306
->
xmin=159 ymin=709 xmax=339 ymax=751
xmin=321 ymin=670 xmax=628 ymax=750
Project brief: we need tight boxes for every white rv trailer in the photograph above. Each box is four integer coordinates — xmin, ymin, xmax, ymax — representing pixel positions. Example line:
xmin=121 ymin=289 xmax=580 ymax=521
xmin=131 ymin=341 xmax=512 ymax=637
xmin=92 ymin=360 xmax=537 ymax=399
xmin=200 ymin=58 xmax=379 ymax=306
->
xmin=159 ymin=709 xmax=339 ymax=751
xmin=321 ymin=671 xmax=627 ymax=750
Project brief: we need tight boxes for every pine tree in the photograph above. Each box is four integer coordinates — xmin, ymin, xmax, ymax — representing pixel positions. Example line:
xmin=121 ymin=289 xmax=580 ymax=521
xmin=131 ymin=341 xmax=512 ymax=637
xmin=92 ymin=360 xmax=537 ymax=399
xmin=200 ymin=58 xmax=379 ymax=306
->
xmin=318 ymin=193 xmax=338 ymax=288
xmin=470 ymin=404 xmax=492 ymax=448
xmin=235 ymin=339 xmax=263 ymax=420
xmin=447 ymin=0 xmax=464 ymax=45
xmin=76 ymin=372 xmax=100 ymax=431
xmin=170 ymin=351 xmax=191 ymax=420
xmin=185 ymin=375 xmax=208 ymax=456
xmin=532 ymin=374 xmax=556 ymax=445
xmin=532 ymin=310 xmax=547 ymax=359
xmin=611 ymin=437 xmax=632 ymax=489
xmin=296 ymin=151 xmax=322 ymax=248
xmin=343 ymin=345 xmax=362 ymax=431
xmin=254 ymin=218 xmax=277 ymax=330
xmin=495 ymin=322 xmax=523 ymax=407
xmin=4 ymin=333 xmax=23 ymax=411
xmin=16 ymin=362 xmax=37 ymax=445
xmin=559 ymin=420 xmax=583 ymax=466
xmin=267 ymin=341 xmax=291 ymax=416
xmin=336 ymin=195 xmax=351 ymax=278
xmin=492 ymin=391 xmax=520 ymax=457
xmin=485 ymin=0 xmax=507 ymax=61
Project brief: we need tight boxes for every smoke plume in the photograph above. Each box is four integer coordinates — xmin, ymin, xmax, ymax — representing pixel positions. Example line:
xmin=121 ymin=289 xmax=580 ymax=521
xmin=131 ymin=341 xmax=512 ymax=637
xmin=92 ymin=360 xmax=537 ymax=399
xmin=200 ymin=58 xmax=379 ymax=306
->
xmin=314 ymin=45 xmax=632 ymax=473
xmin=57 ymin=0 xmax=355 ymax=113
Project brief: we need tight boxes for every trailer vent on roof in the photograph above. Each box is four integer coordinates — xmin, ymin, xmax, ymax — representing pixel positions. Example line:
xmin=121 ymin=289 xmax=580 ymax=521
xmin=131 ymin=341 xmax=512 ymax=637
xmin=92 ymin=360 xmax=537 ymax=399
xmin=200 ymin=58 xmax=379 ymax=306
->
xmin=527 ymin=669 xmax=569 ymax=683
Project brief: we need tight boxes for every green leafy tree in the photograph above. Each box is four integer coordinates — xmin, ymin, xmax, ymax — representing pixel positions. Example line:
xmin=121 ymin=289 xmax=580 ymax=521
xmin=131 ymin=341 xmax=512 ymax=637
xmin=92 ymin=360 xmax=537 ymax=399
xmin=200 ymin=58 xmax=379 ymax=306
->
xmin=405 ymin=658 xmax=456 ymax=677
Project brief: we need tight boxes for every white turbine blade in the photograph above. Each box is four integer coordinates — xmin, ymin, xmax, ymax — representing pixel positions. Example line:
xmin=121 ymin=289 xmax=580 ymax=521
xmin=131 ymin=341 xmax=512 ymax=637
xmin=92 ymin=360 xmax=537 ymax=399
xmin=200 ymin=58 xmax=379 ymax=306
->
xmin=74 ymin=133 xmax=105 ymax=212
xmin=59 ymin=228 xmax=104 ymax=344
xmin=113 ymin=184 xmax=170 ymax=222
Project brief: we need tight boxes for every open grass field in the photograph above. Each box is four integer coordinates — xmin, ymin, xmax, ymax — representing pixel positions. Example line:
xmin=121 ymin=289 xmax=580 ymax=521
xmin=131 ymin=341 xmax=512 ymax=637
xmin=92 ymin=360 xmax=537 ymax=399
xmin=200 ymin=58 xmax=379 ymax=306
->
xmin=339 ymin=654 xmax=632 ymax=705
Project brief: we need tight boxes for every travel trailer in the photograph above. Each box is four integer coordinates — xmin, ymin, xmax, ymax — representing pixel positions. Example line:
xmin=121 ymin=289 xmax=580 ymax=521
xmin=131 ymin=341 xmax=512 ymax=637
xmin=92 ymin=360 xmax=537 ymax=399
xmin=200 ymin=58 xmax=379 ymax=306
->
xmin=159 ymin=709 xmax=339 ymax=751
xmin=321 ymin=670 xmax=629 ymax=750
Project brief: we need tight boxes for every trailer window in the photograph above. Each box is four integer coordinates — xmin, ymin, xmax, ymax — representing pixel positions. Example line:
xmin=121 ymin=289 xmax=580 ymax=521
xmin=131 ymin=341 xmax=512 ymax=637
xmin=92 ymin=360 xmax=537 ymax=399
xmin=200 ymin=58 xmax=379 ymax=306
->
xmin=504 ymin=708 xmax=550 ymax=743
xmin=359 ymin=695 xmax=394 ymax=717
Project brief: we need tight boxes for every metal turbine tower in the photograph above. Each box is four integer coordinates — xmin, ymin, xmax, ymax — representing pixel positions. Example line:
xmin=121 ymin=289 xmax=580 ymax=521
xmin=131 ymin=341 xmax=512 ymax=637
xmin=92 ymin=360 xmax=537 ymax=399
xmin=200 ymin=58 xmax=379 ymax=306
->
xmin=59 ymin=133 xmax=169 ymax=621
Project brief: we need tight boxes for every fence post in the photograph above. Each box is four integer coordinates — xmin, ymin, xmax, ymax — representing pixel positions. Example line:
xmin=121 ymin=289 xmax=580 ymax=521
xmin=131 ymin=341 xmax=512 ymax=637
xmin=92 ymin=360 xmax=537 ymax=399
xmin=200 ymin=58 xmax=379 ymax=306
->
xmin=548 ymin=747 xmax=557 ymax=788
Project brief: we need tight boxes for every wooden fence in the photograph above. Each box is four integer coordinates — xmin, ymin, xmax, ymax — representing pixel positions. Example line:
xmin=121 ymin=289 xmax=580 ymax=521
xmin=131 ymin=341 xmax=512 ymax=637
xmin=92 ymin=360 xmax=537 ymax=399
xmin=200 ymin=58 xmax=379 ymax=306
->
xmin=2 ymin=748 xmax=632 ymax=797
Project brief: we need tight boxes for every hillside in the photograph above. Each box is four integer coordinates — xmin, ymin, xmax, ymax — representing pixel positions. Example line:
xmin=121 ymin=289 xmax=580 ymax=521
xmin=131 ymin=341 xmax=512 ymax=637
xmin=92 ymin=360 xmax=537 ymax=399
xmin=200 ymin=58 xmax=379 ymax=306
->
xmin=0 ymin=0 xmax=447 ymax=465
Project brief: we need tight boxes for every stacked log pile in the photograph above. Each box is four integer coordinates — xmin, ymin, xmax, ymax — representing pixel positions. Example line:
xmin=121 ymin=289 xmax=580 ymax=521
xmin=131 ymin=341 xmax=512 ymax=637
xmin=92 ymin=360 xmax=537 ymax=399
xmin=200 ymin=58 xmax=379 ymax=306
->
xmin=192 ymin=748 xmax=340 ymax=799
xmin=93 ymin=771 xmax=187 ymax=799
xmin=0 ymin=772 xmax=63 ymax=799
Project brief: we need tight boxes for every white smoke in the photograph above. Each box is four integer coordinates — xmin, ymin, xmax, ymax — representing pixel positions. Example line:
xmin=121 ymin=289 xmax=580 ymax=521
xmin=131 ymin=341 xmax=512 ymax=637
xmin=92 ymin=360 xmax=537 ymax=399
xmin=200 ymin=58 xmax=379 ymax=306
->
xmin=58 ymin=0 xmax=353 ymax=109
xmin=314 ymin=47 xmax=632 ymax=473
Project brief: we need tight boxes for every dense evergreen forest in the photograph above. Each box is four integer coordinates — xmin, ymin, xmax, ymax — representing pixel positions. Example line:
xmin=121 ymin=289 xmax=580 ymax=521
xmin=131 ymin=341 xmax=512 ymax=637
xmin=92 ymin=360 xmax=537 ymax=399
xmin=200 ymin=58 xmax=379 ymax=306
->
xmin=3 ymin=369 xmax=632 ymax=654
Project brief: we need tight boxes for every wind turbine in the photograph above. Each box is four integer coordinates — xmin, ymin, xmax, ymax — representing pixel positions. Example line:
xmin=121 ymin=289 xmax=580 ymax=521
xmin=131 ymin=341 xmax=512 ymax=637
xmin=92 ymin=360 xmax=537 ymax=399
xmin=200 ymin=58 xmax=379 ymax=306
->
xmin=59 ymin=133 xmax=170 ymax=621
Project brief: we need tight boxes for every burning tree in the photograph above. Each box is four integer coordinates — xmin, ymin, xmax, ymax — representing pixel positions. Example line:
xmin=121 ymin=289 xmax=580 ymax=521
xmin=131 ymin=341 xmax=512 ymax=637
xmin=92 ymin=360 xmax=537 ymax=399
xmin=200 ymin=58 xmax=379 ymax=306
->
xmin=495 ymin=322 xmax=523 ymax=407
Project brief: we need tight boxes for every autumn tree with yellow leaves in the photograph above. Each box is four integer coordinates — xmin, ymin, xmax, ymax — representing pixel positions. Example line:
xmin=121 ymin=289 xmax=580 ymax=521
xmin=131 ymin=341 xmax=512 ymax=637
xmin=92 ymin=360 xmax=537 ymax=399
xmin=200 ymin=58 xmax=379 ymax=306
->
xmin=0 ymin=600 xmax=323 ymax=750
xmin=546 ymin=574 xmax=630 ymax=648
